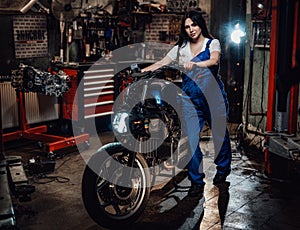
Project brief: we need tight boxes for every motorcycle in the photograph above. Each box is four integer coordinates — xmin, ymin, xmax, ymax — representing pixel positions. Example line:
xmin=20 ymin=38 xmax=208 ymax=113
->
xmin=81 ymin=64 xmax=191 ymax=229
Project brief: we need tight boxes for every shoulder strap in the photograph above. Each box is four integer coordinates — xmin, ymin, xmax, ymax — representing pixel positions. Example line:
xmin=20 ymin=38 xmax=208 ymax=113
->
xmin=206 ymin=39 xmax=212 ymax=49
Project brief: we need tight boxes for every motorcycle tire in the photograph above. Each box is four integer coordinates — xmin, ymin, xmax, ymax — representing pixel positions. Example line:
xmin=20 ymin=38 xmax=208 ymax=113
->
xmin=82 ymin=143 xmax=151 ymax=229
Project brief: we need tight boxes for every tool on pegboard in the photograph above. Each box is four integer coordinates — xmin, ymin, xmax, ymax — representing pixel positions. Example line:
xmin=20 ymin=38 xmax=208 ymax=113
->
xmin=166 ymin=0 xmax=199 ymax=13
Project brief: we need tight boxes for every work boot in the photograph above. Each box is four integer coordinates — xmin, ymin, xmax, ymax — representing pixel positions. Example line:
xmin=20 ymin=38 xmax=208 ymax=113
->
xmin=213 ymin=173 xmax=228 ymax=185
xmin=188 ymin=183 xmax=204 ymax=197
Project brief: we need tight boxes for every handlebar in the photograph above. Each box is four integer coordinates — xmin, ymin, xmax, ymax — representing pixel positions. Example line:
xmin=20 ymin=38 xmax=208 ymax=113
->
xmin=131 ymin=69 xmax=167 ymax=80
xmin=131 ymin=71 xmax=152 ymax=78
xmin=131 ymin=62 xmax=201 ymax=79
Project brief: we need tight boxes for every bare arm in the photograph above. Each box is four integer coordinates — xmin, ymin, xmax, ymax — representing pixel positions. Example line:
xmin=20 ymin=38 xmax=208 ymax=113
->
xmin=184 ymin=51 xmax=220 ymax=70
xmin=142 ymin=55 xmax=173 ymax=72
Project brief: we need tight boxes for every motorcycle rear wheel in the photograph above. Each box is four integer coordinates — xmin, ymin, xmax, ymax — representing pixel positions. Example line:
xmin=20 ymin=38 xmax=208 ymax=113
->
xmin=82 ymin=143 xmax=150 ymax=229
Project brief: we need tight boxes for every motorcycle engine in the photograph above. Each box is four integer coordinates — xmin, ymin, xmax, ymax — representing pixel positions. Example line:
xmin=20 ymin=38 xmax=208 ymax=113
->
xmin=11 ymin=64 xmax=70 ymax=97
xmin=148 ymin=118 xmax=168 ymax=140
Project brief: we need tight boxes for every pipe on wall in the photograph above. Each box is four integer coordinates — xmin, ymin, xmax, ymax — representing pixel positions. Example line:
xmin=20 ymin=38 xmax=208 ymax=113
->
xmin=20 ymin=0 xmax=39 ymax=13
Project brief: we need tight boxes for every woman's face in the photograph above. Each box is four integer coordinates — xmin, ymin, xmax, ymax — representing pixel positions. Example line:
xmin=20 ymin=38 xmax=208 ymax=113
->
xmin=184 ymin=18 xmax=202 ymax=41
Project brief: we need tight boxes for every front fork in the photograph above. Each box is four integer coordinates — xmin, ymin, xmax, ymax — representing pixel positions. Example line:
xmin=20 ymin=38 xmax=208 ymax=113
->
xmin=126 ymin=80 xmax=149 ymax=176
xmin=125 ymin=135 xmax=146 ymax=179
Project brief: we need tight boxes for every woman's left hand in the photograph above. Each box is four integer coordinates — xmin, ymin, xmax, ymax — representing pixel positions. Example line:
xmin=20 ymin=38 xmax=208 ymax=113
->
xmin=184 ymin=61 xmax=197 ymax=71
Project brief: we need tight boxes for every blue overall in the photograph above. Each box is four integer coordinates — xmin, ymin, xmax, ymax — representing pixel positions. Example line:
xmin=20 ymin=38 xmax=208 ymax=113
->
xmin=181 ymin=39 xmax=232 ymax=187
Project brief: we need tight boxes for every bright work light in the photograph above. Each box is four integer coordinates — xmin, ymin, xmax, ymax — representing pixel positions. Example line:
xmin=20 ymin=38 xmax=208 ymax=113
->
xmin=230 ymin=23 xmax=245 ymax=44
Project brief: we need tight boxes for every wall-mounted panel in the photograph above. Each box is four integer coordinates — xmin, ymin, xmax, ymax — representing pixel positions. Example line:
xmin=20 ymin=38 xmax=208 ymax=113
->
xmin=13 ymin=14 xmax=48 ymax=59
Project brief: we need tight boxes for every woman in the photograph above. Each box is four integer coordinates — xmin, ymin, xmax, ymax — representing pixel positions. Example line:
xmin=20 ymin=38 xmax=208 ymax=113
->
xmin=143 ymin=10 xmax=232 ymax=197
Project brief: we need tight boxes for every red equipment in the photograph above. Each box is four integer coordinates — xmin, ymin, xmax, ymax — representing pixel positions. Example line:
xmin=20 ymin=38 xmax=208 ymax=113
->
xmin=265 ymin=0 xmax=300 ymax=176
xmin=1 ymin=89 xmax=89 ymax=156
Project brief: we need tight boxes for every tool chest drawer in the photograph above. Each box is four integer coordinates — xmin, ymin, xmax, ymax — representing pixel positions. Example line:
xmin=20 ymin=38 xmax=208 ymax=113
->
xmin=61 ymin=64 xmax=115 ymax=121
xmin=83 ymin=68 xmax=115 ymax=119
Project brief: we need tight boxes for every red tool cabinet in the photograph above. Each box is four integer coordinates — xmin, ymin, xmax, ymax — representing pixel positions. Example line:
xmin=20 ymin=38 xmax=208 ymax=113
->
xmin=60 ymin=63 xmax=115 ymax=121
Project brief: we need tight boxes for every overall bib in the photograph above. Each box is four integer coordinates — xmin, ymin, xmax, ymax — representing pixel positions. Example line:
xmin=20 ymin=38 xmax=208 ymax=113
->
xmin=181 ymin=39 xmax=232 ymax=187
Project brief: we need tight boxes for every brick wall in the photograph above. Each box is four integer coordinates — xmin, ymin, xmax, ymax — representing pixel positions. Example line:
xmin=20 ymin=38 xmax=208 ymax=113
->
xmin=142 ymin=10 xmax=210 ymax=60
xmin=144 ymin=13 xmax=209 ymax=43
xmin=143 ymin=14 xmax=181 ymax=59
xmin=144 ymin=14 xmax=182 ymax=43
xmin=13 ymin=14 xmax=48 ymax=59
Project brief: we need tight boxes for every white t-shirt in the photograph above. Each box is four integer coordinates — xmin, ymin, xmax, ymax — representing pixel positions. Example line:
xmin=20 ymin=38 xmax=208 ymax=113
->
xmin=167 ymin=38 xmax=221 ymax=65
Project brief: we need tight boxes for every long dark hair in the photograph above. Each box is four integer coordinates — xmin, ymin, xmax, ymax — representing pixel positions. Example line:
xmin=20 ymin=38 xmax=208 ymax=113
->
xmin=176 ymin=10 xmax=213 ymax=47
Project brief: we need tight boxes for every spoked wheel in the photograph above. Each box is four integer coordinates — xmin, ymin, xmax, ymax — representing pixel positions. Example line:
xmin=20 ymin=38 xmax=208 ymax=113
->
xmin=82 ymin=143 xmax=150 ymax=229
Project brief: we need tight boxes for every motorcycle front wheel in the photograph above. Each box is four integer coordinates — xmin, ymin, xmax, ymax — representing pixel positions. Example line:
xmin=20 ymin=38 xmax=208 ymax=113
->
xmin=82 ymin=143 xmax=150 ymax=229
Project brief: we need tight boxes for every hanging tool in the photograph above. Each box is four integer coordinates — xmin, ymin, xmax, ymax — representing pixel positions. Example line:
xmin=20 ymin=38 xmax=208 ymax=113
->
xmin=60 ymin=14 xmax=65 ymax=62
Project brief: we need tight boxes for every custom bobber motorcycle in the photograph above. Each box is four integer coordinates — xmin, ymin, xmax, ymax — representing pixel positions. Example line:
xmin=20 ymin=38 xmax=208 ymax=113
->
xmin=81 ymin=64 xmax=191 ymax=229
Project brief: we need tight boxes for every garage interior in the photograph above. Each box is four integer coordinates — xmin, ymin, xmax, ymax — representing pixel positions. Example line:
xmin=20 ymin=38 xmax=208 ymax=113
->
xmin=1 ymin=0 xmax=300 ymax=229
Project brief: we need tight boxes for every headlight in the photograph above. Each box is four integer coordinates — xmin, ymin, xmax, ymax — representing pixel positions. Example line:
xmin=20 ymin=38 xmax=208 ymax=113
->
xmin=112 ymin=112 xmax=129 ymax=134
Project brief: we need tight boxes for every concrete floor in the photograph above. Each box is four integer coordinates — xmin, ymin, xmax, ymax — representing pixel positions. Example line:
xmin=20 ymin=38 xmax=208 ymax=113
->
xmin=2 ymin=125 xmax=300 ymax=230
